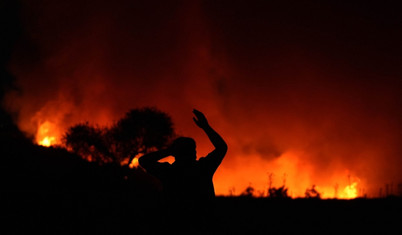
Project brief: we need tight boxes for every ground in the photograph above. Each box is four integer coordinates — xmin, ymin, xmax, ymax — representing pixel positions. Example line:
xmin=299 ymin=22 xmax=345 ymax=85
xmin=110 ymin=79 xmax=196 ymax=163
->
xmin=1 ymin=190 xmax=400 ymax=234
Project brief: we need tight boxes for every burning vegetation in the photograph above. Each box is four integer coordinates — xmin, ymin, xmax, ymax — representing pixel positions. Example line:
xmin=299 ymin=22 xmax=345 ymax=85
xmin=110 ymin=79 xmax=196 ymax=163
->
xmin=31 ymin=108 xmax=368 ymax=199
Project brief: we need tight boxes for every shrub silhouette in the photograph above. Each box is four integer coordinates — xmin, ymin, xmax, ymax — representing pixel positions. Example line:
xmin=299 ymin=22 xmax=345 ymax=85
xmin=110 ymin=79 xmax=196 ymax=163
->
xmin=268 ymin=186 xmax=289 ymax=198
xmin=241 ymin=185 xmax=255 ymax=197
xmin=305 ymin=184 xmax=321 ymax=199
xmin=63 ymin=123 xmax=111 ymax=163
xmin=63 ymin=107 xmax=175 ymax=165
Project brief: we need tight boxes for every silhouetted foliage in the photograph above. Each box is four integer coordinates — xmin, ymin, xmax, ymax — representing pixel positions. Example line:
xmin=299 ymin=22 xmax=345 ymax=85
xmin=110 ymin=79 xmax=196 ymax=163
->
xmin=63 ymin=123 xmax=112 ymax=163
xmin=111 ymin=108 xmax=175 ymax=164
xmin=241 ymin=185 xmax=255 ymax=197
xmin=268 ymin=186 xmax=289 ymax=198
xmin=63 ymin=107 xmax=175 ymax=165
xmin=305 ymin=184 xmax=321 ymax=199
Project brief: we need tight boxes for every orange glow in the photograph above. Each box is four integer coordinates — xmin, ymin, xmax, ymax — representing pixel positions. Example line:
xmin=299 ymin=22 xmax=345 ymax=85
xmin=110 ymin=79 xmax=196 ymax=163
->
xmin=129 ymin=157 xmax=139 ymax=168
xmin=37 ymin=121 xmax=59 ymax=147
xmin=39 ymin=136 xmax=56 ymax=147
xmin=213 ymin=150 xmax=363 ymax=199
xmin=342 ymin=182 xmax=359 ymax=199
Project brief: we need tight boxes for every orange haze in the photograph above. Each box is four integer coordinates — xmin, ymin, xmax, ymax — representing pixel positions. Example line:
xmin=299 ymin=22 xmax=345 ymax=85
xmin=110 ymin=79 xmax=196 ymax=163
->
xmin=5 ymin=1 xmax=402 ymax=198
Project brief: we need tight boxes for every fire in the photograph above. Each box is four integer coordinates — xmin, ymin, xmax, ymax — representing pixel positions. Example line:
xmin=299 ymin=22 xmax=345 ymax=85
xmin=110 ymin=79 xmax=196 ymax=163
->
xmin=214 ymin=150 xmax=364 ymax=199
xmin=129 ymin=157 xmax=139 ymax=168
xmin=342 ymin=182 xmax=359 ymax=199
xmin=39 ymin=136 xmax=56 ymax=147
xmin=37 ymin=121 xmax=59 ymax=147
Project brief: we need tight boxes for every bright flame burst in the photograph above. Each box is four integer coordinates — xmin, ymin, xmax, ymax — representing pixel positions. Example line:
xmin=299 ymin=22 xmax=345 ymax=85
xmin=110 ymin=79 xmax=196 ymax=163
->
xmin=37 ymin=121 xmax=59 ymax=147
xmin=129 ymin=157 xmax=139 ymax=168
xmin=39 ymin=136 xmax=56 ymax=147
xmin=342 ymin=182 xmax=359 ymax=199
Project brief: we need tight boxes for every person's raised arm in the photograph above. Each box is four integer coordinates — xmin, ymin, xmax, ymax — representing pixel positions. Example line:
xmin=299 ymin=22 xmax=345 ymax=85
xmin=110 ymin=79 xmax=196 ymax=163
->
xmin=138 ymin=149 xmax=171 ymax=171
xmin=193 ymin=109 xmax=228 ymax=160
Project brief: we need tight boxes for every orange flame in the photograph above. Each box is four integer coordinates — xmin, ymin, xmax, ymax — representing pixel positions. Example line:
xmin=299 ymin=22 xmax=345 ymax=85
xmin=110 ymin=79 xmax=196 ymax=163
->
xmin=213 ymin=150 xmax=363 ymax=199
xmin=129 ymin=157 xmax=139 ymax=168
xmin=342 ymin=182 xmax=359 ymax=199
xmin=37 ymin=121 xmax=59 ymax=147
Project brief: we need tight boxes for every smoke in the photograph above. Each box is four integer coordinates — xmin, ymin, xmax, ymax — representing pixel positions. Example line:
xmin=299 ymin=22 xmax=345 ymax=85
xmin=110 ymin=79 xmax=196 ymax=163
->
xmin=4 ymin=0 xmax=402 ymax=197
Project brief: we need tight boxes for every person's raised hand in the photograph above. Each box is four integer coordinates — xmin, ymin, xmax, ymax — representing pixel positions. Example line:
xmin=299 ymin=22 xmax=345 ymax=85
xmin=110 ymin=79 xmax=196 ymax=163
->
xmin=193 ymin=109 xmax=209 ymax=129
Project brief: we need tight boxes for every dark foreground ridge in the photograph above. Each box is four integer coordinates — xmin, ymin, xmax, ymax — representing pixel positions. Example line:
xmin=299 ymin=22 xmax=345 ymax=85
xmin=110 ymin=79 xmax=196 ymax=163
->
xmin=1 ymin=191 xmax=401 ymax=234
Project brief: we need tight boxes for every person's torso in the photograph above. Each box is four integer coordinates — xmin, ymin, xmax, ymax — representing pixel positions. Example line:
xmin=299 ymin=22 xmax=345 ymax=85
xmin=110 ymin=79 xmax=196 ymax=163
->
xmin=162 ymin=160 xmax=215 ymax=201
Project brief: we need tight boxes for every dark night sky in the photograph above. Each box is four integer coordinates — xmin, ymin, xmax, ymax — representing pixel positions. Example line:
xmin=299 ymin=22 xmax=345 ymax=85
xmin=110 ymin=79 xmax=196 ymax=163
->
xmin=3 ymin=0 xmax=402 ymax=196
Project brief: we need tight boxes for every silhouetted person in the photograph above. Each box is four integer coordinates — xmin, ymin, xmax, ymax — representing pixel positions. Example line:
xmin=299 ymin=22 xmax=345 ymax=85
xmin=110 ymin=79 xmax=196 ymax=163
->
xmin=138 ymin=109 xmax=227 ymax=229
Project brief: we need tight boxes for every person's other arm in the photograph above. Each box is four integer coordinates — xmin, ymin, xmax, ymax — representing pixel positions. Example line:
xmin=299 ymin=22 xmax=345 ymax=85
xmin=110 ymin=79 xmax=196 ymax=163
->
xmin=138 ymin=149 xmax=171 ymax=172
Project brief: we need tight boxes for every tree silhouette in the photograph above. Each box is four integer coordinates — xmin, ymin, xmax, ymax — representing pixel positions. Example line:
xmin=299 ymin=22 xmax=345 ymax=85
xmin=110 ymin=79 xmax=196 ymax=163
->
xmin=63 ymin=123 xmax=112 ymax=163
xmin=111 ymin=108 xmax=175 ymax=164
xmin=63 ymin=107 xmax=175 ymax=165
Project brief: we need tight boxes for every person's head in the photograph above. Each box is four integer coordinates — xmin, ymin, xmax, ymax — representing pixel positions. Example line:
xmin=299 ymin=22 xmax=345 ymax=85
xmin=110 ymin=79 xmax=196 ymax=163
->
xmin=170 ymin=137 xmax=196 ymax=163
